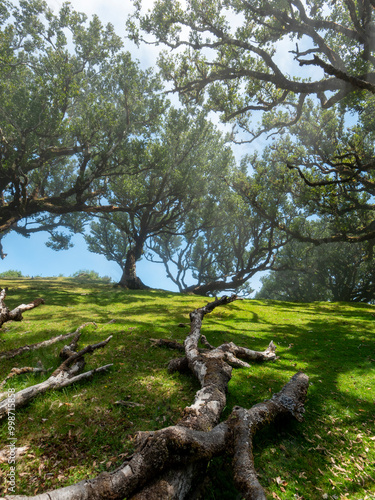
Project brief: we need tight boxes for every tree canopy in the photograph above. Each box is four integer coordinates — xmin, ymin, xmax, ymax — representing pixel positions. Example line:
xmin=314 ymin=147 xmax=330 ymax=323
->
xmin=130 ymin=0 xmax=375 ymax=122
xmin=148 ymin=184 xmax=290 ymax=295
xmin=234 ymin=100 xmax=375 ymax=246
xmin=2 ymin=0 xmax=375 ymax=296
xmin=0 ymin=0 xmax=165 ymax=250
xmin=256 ymin=219 xmax=375 ymax=302
xmin=130 ymin=0 xmax=375 ymax=244
xmin=84 ymin=108 xmax=237 ymax=290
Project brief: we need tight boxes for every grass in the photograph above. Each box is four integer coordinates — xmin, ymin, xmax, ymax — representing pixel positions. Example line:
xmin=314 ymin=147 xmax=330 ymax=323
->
xmin=0 ymin=277 xmax=374 ymax=499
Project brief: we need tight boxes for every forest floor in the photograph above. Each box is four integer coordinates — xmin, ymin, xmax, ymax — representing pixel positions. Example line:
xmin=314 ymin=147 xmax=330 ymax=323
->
xmin=0 ymin=277 xmax=374 ymax=499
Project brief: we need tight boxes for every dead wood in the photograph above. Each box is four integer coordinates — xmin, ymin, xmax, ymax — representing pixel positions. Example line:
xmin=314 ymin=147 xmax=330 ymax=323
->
xmin=0 ymin=288 xmax=44 ymax=329
xmin=0 ymin=322 xmax=96 ymax=360
xmin=230 ymin=372 xmax=308 ymax=500
xmin=150 ymin=338 xmax=185 ymax=351
xmin=0 ymin=361 xmax=49 ymax=396
xmin=199 ymin=334 xmax=215 ymax=349
xmin=1 ymin=295 xmax=308 ymax=500
xmin=0 ymin=333 xmax=113 ymax=420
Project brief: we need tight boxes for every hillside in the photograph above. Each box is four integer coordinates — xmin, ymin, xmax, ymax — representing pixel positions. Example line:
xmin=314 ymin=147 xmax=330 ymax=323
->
xmin=0 ymin=278 xmax=374 ymax=499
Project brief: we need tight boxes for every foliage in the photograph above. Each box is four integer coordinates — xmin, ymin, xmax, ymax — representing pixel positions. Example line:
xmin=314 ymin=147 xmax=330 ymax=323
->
xmin=84 ymin=107 xmax=236 ymax=289
xmin=130 ymin=0 xmax=375 ymax=243
xmin=242 ymin=99 xmax=375 ymax=245
xmin=0 ymin=269 xmax=24 ymax=278
xmin=85 ymin=220 xmax=129 ymax=272
xmin=71 ymin=270 xmax=112 ymax=282
xmin=256 ymin=237 xmax=375 ymax=303
xmin=130 ymin=0 xmax=375 ymax=128
xmin=84 ymin=107 xmax=292 ymax=294
xmin=0 ymin=0 xmax=166 ymax=249
xmin=0 ymin=279 xmax=374 ymax=499
xmin=148 ymin=185 xmax=289 ymax=295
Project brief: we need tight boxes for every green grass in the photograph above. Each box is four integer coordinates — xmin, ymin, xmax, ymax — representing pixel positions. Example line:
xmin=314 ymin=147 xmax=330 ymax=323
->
xmin=0 ymin=278 xmax=374 ymax=499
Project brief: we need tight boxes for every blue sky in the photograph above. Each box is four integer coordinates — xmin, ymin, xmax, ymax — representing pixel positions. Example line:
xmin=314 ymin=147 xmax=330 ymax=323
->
xmin=1 ymin=231 xmax=177 ymax=290
xmin=1 ymin=229 xmax=266 ymax=293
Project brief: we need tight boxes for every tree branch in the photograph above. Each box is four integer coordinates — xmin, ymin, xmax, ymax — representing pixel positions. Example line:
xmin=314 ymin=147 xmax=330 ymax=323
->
xmin=0 ymin=289 xmax=44 ymax=329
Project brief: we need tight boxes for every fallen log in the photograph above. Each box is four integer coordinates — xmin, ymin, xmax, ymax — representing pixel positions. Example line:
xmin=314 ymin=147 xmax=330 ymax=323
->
xmin=0 ymin=333 xmax=113 ymax=420
xmin=130 ymin=295 xmax=279 ymax=499
xmin=0 ymin=289 xmax=44 ymax=329
xmin=1 ymin=295 xmax=309 ymax=500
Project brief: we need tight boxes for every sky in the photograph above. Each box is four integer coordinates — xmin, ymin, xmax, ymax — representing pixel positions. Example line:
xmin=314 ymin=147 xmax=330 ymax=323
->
xmin=0 ymin=0 xmax=298 ymax=292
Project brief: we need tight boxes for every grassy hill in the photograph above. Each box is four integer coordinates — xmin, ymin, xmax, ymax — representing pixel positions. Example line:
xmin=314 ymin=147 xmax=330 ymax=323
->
xmin=0 ymin=278 xmax=374 ymax=499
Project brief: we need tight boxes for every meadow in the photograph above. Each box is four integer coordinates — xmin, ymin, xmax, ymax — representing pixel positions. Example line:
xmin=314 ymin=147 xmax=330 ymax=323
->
xmin=0 ymin=278 xmax=374 ymax=499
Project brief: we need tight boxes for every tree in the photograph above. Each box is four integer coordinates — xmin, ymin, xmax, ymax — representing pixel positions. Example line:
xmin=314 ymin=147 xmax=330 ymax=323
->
xmin=85 ymin=220 xmax=134 ymax=285
xmin=238 ymin=99 xmax=375 ymax=246
xmin=130 ymin=0 xmax=375 ymax=126
xmin=129 ymin=0 xmax=375 ymax=242
xmin=84 ymin=108 xmax=236 ymax=289
xmin=148 ymin=187 xmax=290 ymax=295
xmin=256 ymin=226 xmax=375 ymax=302
xmin=0 ymin=0 xmax=166 ymax=251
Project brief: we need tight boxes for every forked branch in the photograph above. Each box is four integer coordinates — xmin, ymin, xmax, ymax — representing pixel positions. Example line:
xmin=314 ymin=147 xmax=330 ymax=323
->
xmin=0 ymin=333 xmax=113 ymax=418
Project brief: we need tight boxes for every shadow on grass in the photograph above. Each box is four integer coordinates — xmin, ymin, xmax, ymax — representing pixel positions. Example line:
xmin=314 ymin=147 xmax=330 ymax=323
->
xmin=205 ymin=299 xmax=375 ymax=499
xmin=1 ymin=284 xmax=374 ymax=499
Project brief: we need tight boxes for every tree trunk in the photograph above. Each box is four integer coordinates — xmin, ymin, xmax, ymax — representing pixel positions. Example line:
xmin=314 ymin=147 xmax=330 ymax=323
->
xmin=2 ymin=295 xmax=309 ymax=500
xmin=118 ymin=248 xmax=149 ymax=290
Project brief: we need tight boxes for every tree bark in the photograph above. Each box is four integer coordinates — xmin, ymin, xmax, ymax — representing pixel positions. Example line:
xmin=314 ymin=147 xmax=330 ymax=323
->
xmin=1 ymin=295 xmax=309 ymax=500
xmin=0 ymin=289 xmax=44 ymax=328
xmin=118 ymin=248 xmax=150 ymax=290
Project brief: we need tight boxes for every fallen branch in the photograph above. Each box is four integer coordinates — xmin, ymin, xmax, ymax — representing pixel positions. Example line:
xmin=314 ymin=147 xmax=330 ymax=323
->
xmin=0 ymin=334 xmax=113 ymax=420
xmin=1 ymin=295 xmax=308 ymax=500
xmin=167 ymin=339 xmax=277 ymax=371
xmin=1 ymin=375 xmax=308 ymax=500
xmin=0 ymin=361 xmax=49 ymax=398
xmin=0 ymin=322 xmax=96 ymax=360
xmin=231 ymin=372 xmax=308 ymax=500
xmin=0 ymin=289 xmax=44 ymax=329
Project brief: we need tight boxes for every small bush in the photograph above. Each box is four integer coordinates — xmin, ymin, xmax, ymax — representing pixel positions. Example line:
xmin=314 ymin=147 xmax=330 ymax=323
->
xmin=71 ymin=269 xmax=112 ymax=282
xmin=0 ymin=269 xmax=24 ymax=278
